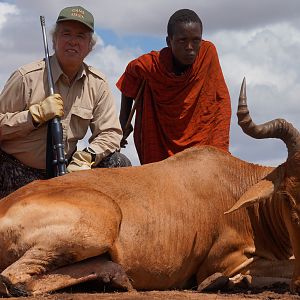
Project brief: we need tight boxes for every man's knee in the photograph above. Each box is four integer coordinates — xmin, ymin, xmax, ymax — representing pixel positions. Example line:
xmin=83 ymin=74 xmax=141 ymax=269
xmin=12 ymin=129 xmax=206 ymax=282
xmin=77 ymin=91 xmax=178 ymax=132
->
xmin=98 ymin=152 xmax=132 ymax=168
xmin=0 ymin=149 xmax=46 ymax=199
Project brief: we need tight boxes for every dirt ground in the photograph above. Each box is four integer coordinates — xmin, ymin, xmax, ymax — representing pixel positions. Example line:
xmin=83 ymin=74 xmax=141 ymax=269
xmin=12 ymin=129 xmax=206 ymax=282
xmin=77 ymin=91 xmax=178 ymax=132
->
xmin=1 ymin=283 xmax=300 ymax=300
xmin=1 ymin=290 xmax=300 ymax=300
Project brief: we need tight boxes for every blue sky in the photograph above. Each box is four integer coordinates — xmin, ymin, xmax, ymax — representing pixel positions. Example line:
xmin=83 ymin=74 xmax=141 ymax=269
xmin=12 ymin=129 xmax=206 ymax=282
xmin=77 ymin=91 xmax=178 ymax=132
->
xmin=97 ymin=29 xmax=164 ymax=52
xmin=1 ymin=0 xmax=300 ymax=166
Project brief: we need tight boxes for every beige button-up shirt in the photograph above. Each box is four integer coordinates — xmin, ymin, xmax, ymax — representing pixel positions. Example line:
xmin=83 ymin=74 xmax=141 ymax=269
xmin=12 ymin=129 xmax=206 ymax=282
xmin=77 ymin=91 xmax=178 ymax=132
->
xmin=0 ymin=55 xmax=122 ymax=169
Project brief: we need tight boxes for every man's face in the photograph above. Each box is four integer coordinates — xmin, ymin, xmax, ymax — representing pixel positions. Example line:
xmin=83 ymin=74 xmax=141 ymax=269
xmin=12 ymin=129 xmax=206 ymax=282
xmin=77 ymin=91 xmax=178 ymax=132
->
xmin=167 ymin=22 xmax=202 ymax=66
xmin=54 ymin=21 xmax=92 ymax=71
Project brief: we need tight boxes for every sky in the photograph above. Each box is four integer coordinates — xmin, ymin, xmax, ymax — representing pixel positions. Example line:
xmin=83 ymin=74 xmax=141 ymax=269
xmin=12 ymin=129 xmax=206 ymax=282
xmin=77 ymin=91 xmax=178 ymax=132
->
xmin=1 ymin=0 xmax=300 ymax=167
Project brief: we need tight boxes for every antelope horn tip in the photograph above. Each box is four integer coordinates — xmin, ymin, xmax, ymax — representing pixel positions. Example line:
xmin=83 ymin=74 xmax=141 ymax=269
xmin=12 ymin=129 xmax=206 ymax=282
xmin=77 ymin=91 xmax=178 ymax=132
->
xmin=239 ymin=77 xmax=247 ymax=104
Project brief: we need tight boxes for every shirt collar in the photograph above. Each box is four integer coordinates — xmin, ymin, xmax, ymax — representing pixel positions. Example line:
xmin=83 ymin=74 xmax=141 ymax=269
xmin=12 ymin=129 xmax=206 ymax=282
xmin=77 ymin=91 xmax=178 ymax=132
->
xmin=50 ymin=54 xmax=87 ymax=85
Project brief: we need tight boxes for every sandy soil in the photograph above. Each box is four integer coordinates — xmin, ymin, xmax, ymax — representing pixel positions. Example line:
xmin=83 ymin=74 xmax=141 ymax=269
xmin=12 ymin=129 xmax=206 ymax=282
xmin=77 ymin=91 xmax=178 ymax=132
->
xmin=1 ymin=283 xmax=300 ymax=300
xmin=1 ymin=290 xmax=300 ymax=300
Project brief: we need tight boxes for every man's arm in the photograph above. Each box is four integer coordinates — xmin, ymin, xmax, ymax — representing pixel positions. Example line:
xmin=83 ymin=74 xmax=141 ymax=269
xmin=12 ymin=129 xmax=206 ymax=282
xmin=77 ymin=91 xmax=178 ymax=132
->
xmin=67 ymin=78 xmax=123 ymax=172
xmin=212 ymin=67 xmax=231 ymax=151
xmin=211 ymin=85 xmax=231 ymax=152
xmin=0 ymin=71 xmax=35 ymax=141
xmin=209 ymin=47 xmax=231 ymax=152
xmin=86 ymin=80 xmax=123 ymax=166
xmin=119 ymin=94 xmax=134 ymax=148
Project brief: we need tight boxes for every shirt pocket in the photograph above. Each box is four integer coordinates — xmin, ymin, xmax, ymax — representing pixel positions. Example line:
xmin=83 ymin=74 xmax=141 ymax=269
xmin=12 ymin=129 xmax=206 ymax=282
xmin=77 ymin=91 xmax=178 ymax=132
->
xmin=68 ymin=106 xmax=93 ymax=141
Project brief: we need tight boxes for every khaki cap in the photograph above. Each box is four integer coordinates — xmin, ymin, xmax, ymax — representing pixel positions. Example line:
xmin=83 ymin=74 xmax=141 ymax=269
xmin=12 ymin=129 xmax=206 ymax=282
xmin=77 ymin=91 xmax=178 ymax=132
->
xmin=56 ymin=6 xmax=94 ymax=32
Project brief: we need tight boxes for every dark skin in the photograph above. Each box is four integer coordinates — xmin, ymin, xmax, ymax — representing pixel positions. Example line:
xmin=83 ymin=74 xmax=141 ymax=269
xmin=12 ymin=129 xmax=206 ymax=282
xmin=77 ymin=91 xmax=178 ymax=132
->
xmin=119 ymin=21 xmax=202 ymax=148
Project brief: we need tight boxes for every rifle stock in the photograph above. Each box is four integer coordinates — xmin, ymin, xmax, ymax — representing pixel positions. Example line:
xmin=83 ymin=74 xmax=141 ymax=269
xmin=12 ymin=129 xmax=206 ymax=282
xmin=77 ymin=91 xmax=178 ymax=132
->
xmin=40 ymin=16 xmax=67 ymax=177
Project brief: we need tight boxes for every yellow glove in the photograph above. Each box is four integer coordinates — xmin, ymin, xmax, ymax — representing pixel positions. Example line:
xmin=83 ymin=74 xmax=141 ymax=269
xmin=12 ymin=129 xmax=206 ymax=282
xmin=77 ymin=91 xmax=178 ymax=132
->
xmin=67 ymin=151 xmax=94 ymax=173
xmin=29 ymin=94 xmax=64 ymax=125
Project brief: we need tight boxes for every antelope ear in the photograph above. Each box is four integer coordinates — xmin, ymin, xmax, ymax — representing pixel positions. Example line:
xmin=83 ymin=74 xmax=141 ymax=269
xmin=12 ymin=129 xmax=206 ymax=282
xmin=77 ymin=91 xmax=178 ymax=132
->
xmin=224 ymin=179 xmax=275 ymax=214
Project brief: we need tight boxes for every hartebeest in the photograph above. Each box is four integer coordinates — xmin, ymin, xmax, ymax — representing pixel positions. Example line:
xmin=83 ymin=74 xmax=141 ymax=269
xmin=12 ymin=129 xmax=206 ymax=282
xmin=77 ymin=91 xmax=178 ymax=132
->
xmin=0 ymin=79 xmax=299 ymax=296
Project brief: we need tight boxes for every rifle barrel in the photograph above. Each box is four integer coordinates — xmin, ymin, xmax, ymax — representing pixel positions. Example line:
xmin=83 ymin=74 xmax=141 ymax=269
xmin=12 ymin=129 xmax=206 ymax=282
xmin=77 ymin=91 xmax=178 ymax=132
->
xmin=40 ymin=16 xmax=55 ymax=95
xmin=40 ymin=16 xmax=67 ymax=177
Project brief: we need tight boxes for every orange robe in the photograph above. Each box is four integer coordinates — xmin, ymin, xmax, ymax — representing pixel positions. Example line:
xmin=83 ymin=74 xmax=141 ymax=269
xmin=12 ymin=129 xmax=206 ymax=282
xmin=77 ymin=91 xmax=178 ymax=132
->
xmin=116 ymin=40 xmax=231 ymax=164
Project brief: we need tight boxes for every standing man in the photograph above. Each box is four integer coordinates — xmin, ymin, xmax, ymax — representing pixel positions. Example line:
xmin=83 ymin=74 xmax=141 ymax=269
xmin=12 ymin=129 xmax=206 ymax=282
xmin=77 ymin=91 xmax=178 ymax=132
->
xmin=117 ymin=9 xmax=231 ymax=165
xmin=0 ymin=6 xmax=130 ymax=199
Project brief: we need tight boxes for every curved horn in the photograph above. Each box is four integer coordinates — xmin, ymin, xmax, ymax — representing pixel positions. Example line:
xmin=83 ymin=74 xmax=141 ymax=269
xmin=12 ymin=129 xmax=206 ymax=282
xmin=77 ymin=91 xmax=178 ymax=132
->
xmin=237 ymin=78 xmax=300 ymax=158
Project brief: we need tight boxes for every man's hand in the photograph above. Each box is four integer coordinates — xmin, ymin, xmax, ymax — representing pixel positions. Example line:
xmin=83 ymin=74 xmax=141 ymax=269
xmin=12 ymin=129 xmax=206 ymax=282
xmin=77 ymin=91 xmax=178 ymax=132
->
xmin=120 ymin=138 xmax=128 ymax=148
xmin=29 ymin=94 xmax=64 ymax=126
xmin=67 ymin=150 xmax=94 ymax=173
xmin=121 ymin=124 xmax=133 ymax=148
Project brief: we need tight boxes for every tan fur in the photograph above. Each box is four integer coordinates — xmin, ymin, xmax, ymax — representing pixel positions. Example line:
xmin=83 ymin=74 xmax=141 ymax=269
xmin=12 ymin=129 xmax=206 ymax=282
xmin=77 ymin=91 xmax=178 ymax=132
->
xmin=0 ymin=145 xmax=297 ymax=295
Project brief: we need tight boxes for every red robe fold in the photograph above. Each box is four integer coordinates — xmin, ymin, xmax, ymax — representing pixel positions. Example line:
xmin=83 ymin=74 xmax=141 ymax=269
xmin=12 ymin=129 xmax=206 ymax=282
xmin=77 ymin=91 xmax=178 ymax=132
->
xmin=116 ymin=40 xmax=231 ymax=164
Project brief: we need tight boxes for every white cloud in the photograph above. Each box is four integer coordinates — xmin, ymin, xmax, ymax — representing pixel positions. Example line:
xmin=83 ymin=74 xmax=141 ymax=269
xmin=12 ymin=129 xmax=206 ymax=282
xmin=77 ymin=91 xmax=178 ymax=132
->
xmin=9 ymin=0 xmax=300 ymax=35
xmin=80 ymin=39 xmax=143 ymax=165
xmin=0 ymin=3 xmax=18 ymax=29
xmin=87 ymin=36 xmax=142 ymax=86
xmin=200 ymin=21 xmax=300 ymax=166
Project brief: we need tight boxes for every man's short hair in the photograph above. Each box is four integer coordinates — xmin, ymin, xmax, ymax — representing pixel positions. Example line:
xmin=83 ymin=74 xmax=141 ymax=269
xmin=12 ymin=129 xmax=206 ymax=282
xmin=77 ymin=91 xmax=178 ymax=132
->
xmin=167 ymin=9 xmax=202 ymax=37
xmin=51 ymin=23 xmax=97 ymax=51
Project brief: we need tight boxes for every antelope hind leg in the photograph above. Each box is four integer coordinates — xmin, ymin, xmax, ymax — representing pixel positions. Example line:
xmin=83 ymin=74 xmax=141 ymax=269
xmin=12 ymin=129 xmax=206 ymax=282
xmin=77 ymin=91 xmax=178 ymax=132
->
xmin=21 ymin=255 xmax=134 ymax=295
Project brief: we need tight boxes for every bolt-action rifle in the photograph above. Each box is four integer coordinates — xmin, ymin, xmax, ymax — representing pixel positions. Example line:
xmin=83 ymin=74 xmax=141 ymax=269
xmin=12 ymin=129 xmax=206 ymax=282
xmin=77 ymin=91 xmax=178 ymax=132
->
xmin=40 ymin=16 xmax=67 ymax=177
